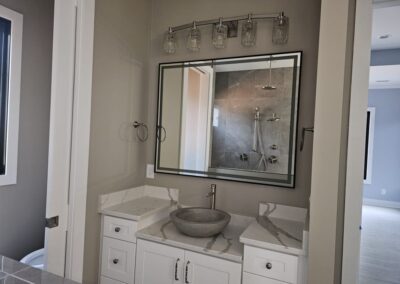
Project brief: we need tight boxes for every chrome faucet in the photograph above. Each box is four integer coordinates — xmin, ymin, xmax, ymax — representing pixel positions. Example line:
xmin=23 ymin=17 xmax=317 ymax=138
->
xmin=207 ymin=184 xmax=217 ymax=210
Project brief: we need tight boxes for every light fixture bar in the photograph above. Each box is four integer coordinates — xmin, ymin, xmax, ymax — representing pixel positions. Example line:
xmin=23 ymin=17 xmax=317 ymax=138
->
xmin=170 ymin=12 xmax=283 ymax=32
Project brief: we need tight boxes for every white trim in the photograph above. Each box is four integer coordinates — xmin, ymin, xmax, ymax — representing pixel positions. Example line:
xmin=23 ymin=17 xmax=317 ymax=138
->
xmin=0 ymin=5 xmax=23 ymax=186
xmin=363 ymin=198 xmax=400 ymax=209
xmin=44 ymin=0 xmax=95 ymax=282
xmin=45 ymin=0 xmax=78 ymax=277
xmin=64 ymin=0 xmax=95 ymax=282
xmin=341 ymin=0 xmax=373 ymax=283
xmin=363 ymin=107 xmax=375 ymax=184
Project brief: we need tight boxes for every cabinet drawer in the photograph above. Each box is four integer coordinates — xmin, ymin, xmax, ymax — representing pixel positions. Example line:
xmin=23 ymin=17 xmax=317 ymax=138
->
xmin=243 ymin=272 xmax=287 ymax=284
xmin=103 ymin=216 xmax=137 ymax=243
xmin=101 ymin=237 xmax=135 ymax=283
xmin=100 ymin=276 xmax=126 ymax=284
xmin=243 ymin=246 xmax=298 ymax=283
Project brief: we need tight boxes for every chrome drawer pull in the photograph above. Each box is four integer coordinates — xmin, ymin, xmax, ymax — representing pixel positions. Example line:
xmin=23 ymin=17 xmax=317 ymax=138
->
xmin=185 ymin=261 xmax=190 ymax=283
xmin=174 ymin=258 xmax=180 ymax=281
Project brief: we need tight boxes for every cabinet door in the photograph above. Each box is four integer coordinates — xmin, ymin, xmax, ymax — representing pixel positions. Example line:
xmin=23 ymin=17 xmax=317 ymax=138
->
xmin=184 ymin=251 xmax=241 ymax=284
xmin=243 ymin=272 xmax=287 ymax=284
xmin=135 ymin=239 xmax=184 ymax=284
xmin=101 ymin=237 xmax=136 ymax=284
xmin=100 ymin=276 xmax=126 ymax=284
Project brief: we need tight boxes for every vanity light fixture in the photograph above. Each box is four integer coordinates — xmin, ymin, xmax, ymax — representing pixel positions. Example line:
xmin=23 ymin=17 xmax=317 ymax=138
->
xmin=272 ymin=12 xmax=289 ymax=44
xmin=212 ymin=18 xmax=228 ymax=49
xmin=163 ymin=27 xmax=177 ymax=54
xmin=241 ymin=14 xmax=257 ymax=47
xmin=162 ymin=11 xmax=289 ymax=54
xmin=186 ymin=21 xmax=201 ymax=52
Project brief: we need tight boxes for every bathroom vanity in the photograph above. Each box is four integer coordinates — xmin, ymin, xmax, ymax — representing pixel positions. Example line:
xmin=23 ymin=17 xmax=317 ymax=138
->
xmin=98 ymin=186 xmax=308 ymax=284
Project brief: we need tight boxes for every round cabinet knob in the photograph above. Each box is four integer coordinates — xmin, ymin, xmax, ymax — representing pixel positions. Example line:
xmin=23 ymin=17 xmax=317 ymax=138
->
xmin=114 ymin=227 xmax=121 ymax=233
xmin=113 ymin=259 xmax=119 ymax=264
xmin=266 ymin=262 xmax=272 ymax=270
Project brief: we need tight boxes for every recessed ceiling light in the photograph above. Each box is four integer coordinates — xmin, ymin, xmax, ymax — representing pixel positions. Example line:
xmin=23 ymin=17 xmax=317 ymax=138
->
xmin=376 ymin=80 xmax=390 ymax=83
xmin=378 ymin=34 xmax=391 ymax=39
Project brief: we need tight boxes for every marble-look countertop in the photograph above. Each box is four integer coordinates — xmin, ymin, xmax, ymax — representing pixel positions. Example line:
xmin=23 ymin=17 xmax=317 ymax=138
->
xmin=240 ymin=203 xmax=308 ymax=256
xmin=240 ymin=218 xmax=306 ymax=255
xmin=99 ymin=185 xmax=179 ymax=221
xmin=136 ymin=214 xmax=254 ymax=263
xmin=0 ymin=255 xmax=78 ymax=284
xmin=100 ymin=196 xmax=175 ymax=221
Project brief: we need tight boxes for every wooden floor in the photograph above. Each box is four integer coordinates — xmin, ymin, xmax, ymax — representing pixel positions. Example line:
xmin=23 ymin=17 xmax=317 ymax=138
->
xmin=359 ymin=205 xmax=400 ymax=284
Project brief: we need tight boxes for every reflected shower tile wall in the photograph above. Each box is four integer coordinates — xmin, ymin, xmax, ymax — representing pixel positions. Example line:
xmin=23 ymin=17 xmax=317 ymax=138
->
xmin=211 ymin=68 xmax=294 ymax=175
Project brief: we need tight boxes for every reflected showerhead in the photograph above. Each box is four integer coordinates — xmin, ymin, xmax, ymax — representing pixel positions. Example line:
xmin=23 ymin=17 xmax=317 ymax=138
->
xmin=267 ymin=113 xmax=280 ymax=122
xmin=261 ymin=56 xmax=277 ymax=91
xmin=261 ymin=85 xmax=277 ymax=90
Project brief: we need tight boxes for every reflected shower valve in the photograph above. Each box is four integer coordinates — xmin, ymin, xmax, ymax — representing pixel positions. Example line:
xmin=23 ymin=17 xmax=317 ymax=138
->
xmin=239 ymin=153 xmax=249 ymax=161
xmin=268 ymin=155 xmax=278 ymax=164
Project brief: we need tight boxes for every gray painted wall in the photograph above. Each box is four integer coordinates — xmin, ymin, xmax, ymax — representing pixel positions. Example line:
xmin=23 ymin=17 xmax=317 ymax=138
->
xmin=364 ymin=89 xmax=400 ymax=202
xmin=146 ymin=0 xmax=321 ymax=216
xmin=83 ymin=0 xmax=151 ymax=282
xmin=370 ymin=48 xmax=400 ymax=66
xmin=0 ymin=0 xmax=53 ymax=260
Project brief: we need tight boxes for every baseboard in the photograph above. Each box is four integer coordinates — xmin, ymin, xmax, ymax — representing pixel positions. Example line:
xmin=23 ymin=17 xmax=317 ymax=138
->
xmin=363 ymin=198 xmax=400 ymax=209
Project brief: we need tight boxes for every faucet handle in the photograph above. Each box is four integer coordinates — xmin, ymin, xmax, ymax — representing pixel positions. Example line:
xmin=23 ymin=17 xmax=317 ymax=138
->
xmin=210 ymin=184 xmax=216 ymax=191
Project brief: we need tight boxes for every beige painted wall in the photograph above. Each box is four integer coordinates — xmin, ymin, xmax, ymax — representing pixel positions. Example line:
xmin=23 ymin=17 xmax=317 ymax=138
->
xmin=82 ymin=0 xmax=151 ymax=282
xmin=0 ymin=0 xmax=53 ymax=260
xmin=146 ymin=0 xmax=321 ymax=216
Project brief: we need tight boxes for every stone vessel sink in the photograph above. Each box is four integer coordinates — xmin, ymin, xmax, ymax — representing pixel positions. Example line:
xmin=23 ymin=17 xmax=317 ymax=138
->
xmin=170 ymin=207 xmax=231 ymax=238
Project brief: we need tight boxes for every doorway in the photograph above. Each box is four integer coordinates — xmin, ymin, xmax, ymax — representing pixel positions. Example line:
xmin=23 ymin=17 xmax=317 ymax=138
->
xmin=342 ymin=0 xmax=400 ymax=283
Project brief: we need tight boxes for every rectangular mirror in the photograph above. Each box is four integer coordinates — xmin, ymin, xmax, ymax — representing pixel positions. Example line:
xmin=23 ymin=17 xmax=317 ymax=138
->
xmin=155 ymin=52 xmax=301 ymax=187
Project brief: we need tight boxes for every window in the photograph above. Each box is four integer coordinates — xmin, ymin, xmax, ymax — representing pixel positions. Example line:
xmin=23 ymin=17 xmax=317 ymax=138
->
xmin=0 ymin=5 xmax=22 ymax=186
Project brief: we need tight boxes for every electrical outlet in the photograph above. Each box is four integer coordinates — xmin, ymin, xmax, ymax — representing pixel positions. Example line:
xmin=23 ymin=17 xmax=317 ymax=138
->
xmin=381 ymin=188 xmax=387 ymax=195
xmin=146 ymin=164 xmax=155 ymax=179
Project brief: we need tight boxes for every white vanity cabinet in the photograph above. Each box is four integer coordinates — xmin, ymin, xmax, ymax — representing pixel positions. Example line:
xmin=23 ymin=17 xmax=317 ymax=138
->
xmin=242 ymin=245 xmax=300 ymax=284
xmin=135 ymin=239 xmax=242 ymax=284
xmin=100 ymin=216 xmax=137 ymax=284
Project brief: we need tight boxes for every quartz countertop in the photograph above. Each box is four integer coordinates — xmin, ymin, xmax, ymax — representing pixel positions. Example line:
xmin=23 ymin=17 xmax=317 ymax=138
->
xmin=136 ymin=214 xmax=254 ymax=263
xmin=98 ymin=185 xmax=179 ymax=221
xmin=100 ymin=196 xmax=175 ymax=221
xmin=240 ymin=203 xmax=308 ymax=256
xmin=0 ymin=255 xmax=78 ymax=284
xmin=240 ymin=218 xmax=306 ymax=255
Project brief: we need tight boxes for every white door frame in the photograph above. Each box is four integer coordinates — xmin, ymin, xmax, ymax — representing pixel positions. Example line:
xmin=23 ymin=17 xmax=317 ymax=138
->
xmin=45 ymin=0 xmax=95 ymax=282
xmin=341 ymin=0 xmax=373 ymax=283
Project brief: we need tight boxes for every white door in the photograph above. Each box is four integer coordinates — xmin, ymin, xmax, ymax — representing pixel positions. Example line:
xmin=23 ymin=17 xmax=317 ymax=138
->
xmin=341 ymin=0 xmax=373 ymax=283
xmin=45 ymin=0 xmax=95 ymax=281
xmin=135 ymin=239 xmax=185 ymax=284
xmin=184 ymin=251 xmax=242 ymax=284
xmin=44 ymin=0 xmax=79 ymax=277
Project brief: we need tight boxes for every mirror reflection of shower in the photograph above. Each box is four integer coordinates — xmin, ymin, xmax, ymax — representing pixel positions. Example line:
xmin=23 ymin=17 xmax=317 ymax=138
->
xmin=252 ymin=107 xmax=281 ymax=171
xmin=252 ymin=107 xmax=268 ymax=171
xmin=261 ymin=56 xmax=277 ymax=90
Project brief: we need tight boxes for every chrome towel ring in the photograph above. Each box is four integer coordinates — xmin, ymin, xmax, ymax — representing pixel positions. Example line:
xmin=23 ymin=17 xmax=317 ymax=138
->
xmin=133 ymin=121 xmax=148 ymax=142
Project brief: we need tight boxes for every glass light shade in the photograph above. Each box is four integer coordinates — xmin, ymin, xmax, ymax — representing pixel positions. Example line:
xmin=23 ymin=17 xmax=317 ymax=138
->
xmin=163 ymin=28 xmax=177 ymax=54
xmin=212 ymin=20 xmax=228 ymax=49
xmin=186 ymin=22 xmax=201 ymax=52
xmin=241 ymin=18 xmax=257 ymax=47
xmin=272 ymin=13 xmax=289 ymax=45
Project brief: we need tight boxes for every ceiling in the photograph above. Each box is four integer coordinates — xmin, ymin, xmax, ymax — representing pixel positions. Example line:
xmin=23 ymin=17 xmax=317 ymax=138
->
xmin=371 ymin=3 xmax=400 ymax=50
xmin=369 ymin=65 xmax=400 ymax=89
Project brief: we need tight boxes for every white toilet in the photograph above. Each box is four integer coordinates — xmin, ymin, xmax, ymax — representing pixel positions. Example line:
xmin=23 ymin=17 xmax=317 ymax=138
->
xmin=20 ymin=248 xmax=45 ymax=270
